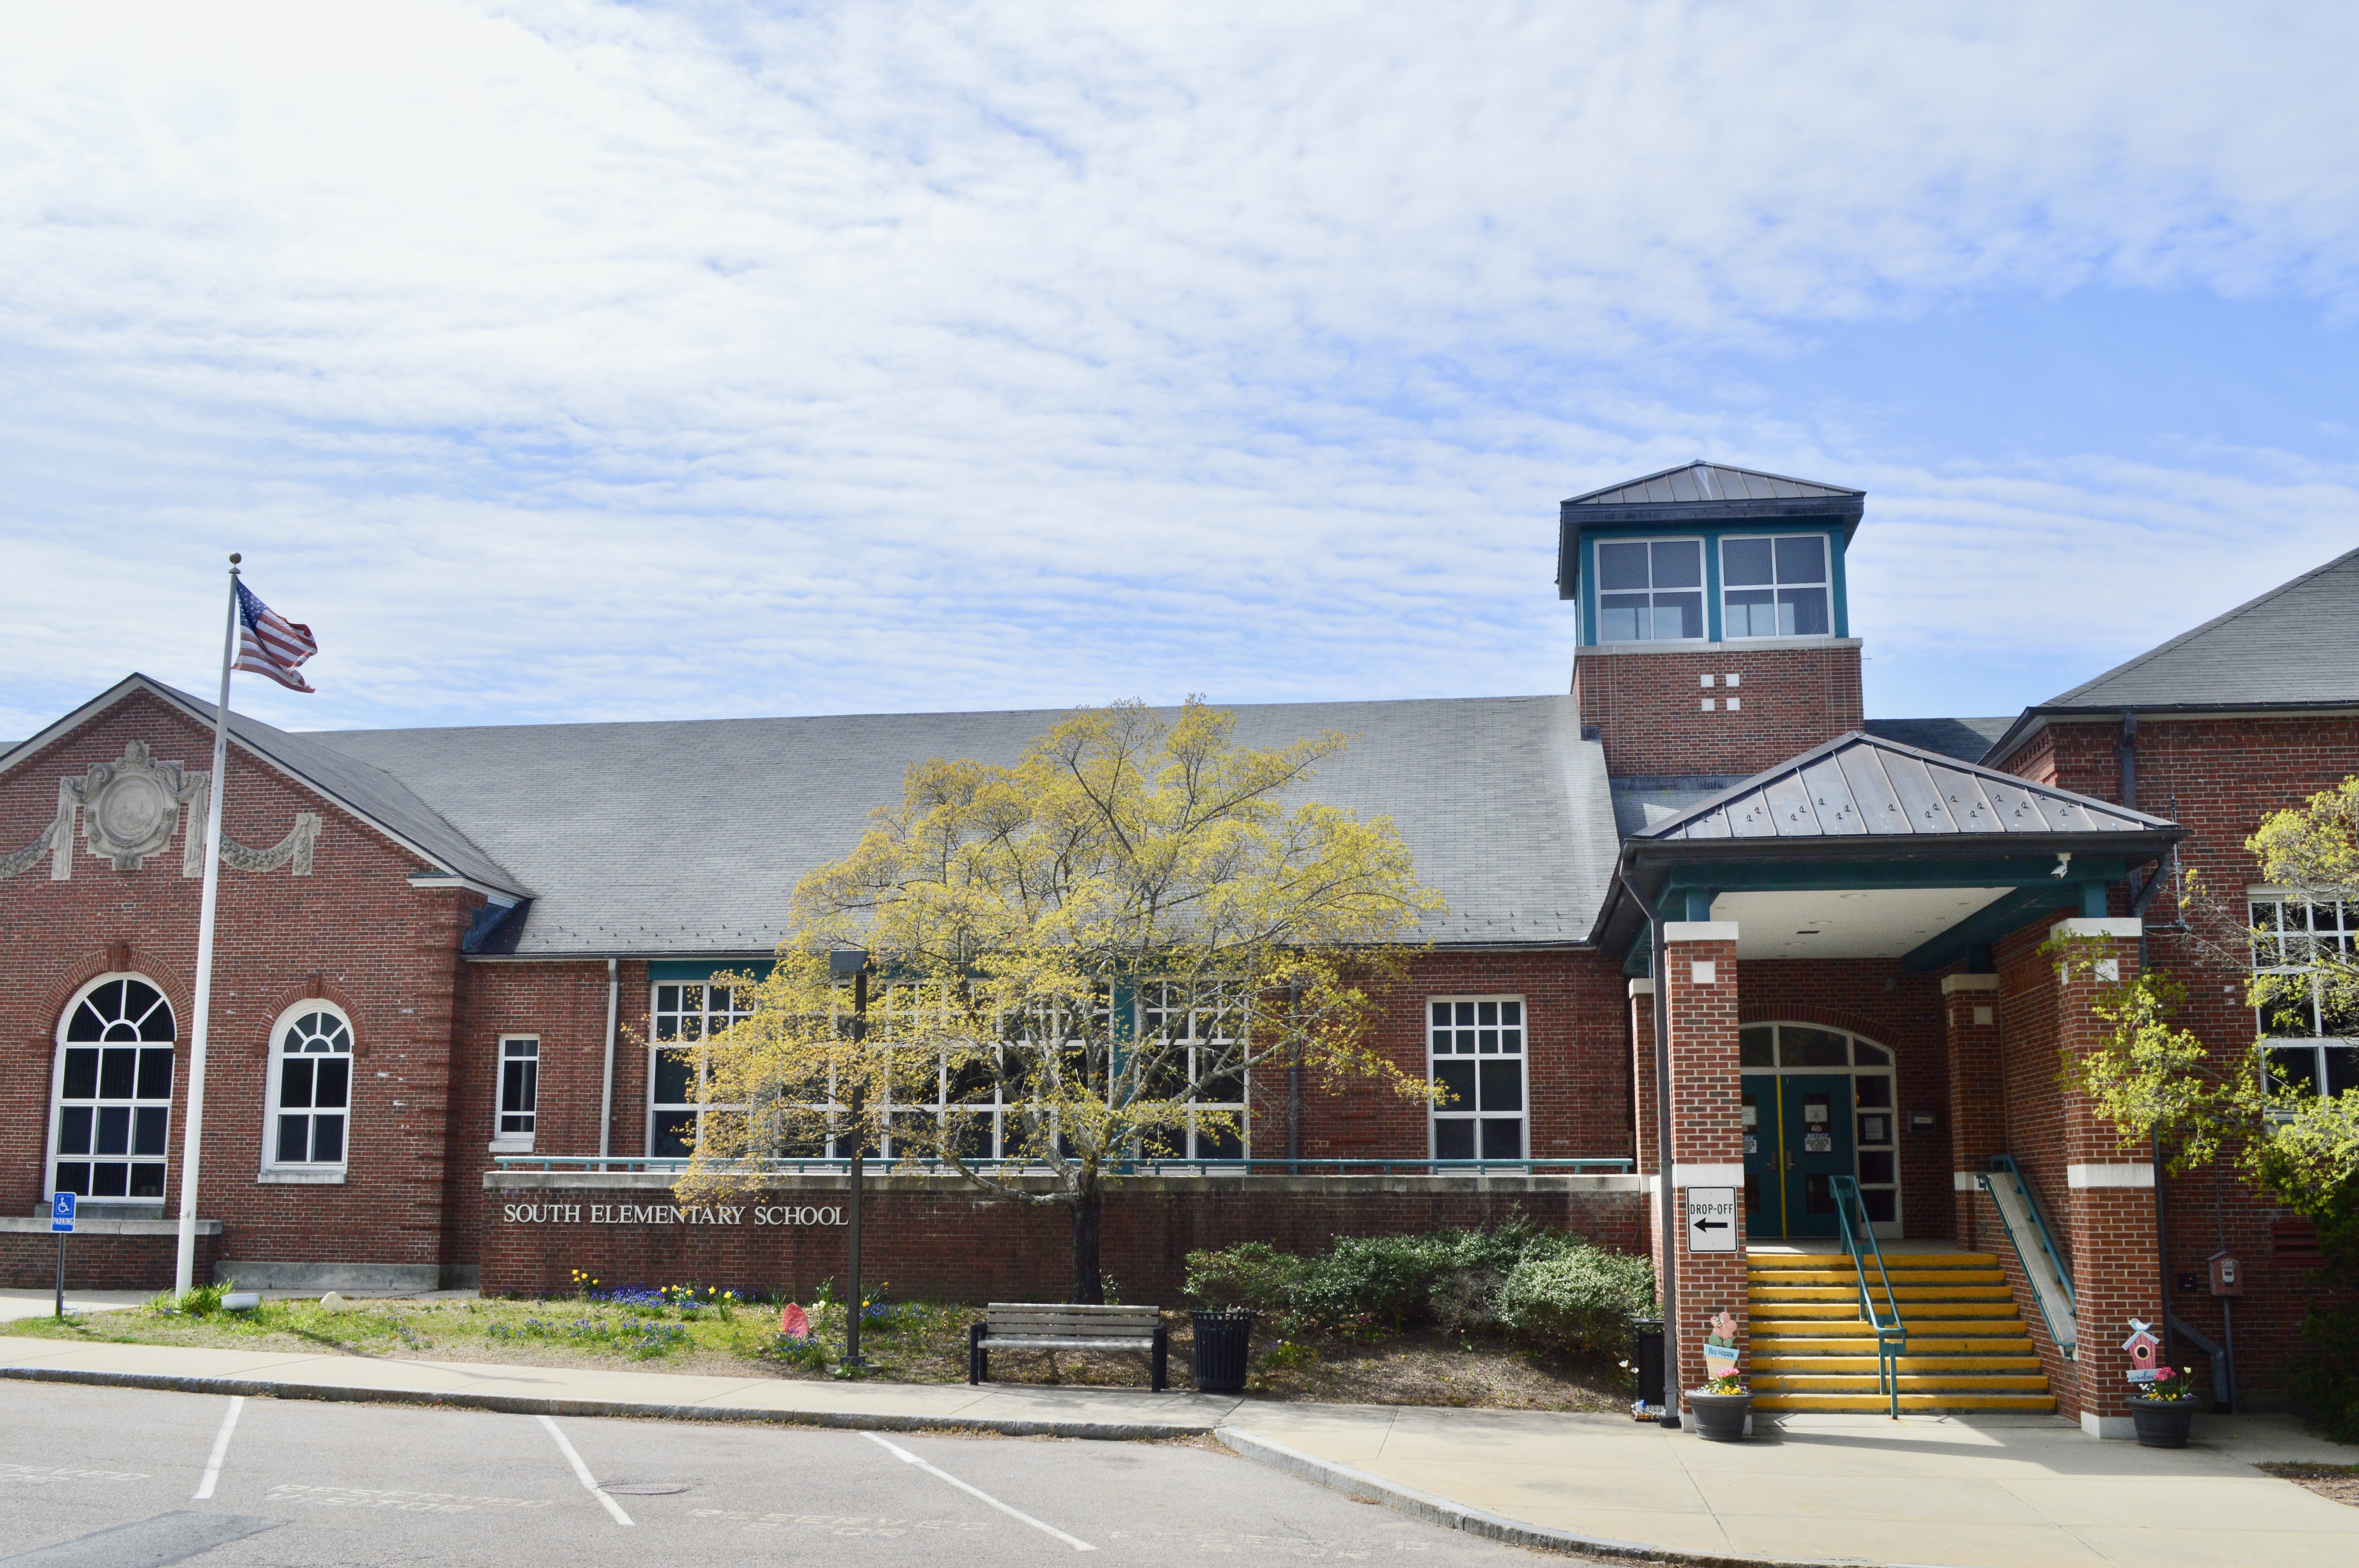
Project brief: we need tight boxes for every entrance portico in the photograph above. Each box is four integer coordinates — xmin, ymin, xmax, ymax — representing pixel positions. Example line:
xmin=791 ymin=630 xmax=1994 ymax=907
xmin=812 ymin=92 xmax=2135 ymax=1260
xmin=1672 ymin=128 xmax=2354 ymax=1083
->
xmin=1596 ymin=731 xmax=2188 ymax=1426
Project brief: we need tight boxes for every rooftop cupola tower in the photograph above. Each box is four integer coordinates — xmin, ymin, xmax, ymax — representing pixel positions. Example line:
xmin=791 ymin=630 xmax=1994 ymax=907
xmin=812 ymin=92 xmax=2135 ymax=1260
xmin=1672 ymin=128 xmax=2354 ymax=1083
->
xmin=1557 ymin=462 xmax=1865 ymax=779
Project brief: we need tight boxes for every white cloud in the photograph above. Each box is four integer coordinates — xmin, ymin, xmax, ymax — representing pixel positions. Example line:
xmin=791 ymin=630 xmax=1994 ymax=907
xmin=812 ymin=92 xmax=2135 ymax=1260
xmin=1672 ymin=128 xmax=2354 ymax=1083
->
xmin=1 ymin=1 xmax=2354 ymax=737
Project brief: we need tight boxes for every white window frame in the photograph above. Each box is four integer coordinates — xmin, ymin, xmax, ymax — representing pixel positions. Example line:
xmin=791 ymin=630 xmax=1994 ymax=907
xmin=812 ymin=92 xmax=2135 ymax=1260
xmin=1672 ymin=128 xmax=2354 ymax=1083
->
xmin=2249 ymin=893 xmax=2358 ymax=1098
xmin=1592 ymin=537 xmax=1707 ymax=644
xmin=1720 ymin=533 xmax=1832 ymax=640
xmin=262 ymin=1001 xmax=354 ymax=1184
xmin=647 ymin=980 xmax=753 ymax=1158
xmin=47 ymin=974 xmax=177 ymax=1204
xmin=1138 ymin=982 xmax=1250 ymax=1165
xmin=493 ymin=1034 xmax=540 ymax=1152
xmin=1426 ymin=995 xmax=1528 ymax=1161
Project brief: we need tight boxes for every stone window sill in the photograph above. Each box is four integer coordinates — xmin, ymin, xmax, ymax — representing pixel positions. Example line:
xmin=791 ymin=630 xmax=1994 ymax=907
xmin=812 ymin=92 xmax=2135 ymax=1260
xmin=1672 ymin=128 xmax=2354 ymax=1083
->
xmin=489 ymin=1139 xmax=535 ymax=1154
xmin=256 ymin=1167 xmax=347 ymax=1185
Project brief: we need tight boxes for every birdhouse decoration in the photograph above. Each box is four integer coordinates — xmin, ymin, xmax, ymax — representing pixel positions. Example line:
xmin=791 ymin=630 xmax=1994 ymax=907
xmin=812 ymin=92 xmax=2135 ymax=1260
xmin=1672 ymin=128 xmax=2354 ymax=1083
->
xmin=2121 ymin=1318 xmax=2163 ymax=1385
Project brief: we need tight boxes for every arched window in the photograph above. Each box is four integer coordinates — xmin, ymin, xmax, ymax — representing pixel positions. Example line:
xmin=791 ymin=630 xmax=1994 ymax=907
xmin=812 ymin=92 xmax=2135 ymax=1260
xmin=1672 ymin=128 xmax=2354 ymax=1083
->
xmin=52 ymin=977 xmax=176 ymax=1200
xmin=266 ymin=1004 xmax=353 ymax=1172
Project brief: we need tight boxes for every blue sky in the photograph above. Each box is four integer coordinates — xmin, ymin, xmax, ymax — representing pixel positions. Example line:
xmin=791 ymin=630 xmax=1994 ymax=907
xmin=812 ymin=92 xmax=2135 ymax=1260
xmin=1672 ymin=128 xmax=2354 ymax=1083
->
xmin=4 ymin=2 xmax=2355 ymax=740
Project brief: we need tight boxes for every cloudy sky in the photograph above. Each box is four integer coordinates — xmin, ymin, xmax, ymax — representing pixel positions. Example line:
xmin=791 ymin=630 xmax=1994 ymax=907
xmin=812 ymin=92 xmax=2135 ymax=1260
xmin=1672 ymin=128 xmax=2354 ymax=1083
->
xmin=4 ymin=2 xmax=2355 ymax=740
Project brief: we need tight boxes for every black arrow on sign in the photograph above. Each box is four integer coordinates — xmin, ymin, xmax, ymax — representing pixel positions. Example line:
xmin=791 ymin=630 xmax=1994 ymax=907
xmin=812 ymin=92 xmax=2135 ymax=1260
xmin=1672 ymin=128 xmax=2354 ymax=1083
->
xmin=1692 ymin=1218 xmax=1730 ymax=1232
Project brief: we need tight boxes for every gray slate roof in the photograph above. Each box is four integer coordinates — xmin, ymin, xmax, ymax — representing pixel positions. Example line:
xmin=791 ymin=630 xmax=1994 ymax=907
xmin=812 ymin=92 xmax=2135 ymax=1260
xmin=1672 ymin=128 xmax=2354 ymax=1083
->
xmin=313 ymin=695 xmax=1619 ymax=957
xmin=1636 ymin=731 xmax=2168 ymax=842
xmin=2040 ymin=545 xmax=2359 ymax=712
xmin=1567 ymin=462 xmax=1862 ymax=508
xmin=1861 ymin=717 xmax=2014 ymax=765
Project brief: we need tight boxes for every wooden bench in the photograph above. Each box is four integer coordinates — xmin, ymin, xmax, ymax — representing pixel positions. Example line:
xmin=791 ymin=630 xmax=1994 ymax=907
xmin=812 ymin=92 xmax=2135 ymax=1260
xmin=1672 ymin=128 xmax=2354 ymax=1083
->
xmin=967 ymin=1302 xmax=1169 ymax=1391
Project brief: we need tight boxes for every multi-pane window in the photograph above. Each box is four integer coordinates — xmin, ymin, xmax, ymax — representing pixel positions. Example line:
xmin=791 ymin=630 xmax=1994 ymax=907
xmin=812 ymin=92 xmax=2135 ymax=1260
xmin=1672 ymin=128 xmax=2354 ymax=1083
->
xmin=1723 ymin=535 xmax=1831 ymax=638
xmin=1140 ymin=984 xmax=1247 ymax=1161
xmin=1595 ymin=539 xmax=1704 ymax=642
xmin=53 ymin=978 xmax=175 ymax=1200
xmin=1428 ymin=998 xmax=1525 ymax=1159
xmin=651 ymin=982 xmax=753 ymax=1158
xmin=2252 ymin=898 xmax=2359 ymax=1098
xmin=270 ymin=1008 xmax=353 ymax=1167
xmin=497 ymin=1036 xmax=539 ymax=1143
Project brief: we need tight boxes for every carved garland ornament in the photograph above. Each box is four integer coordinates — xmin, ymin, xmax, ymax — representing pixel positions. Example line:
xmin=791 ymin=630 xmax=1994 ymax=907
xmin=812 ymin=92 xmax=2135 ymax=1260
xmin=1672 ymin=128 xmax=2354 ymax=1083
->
xmin=0 ymin=741 xmax=322 ymax=881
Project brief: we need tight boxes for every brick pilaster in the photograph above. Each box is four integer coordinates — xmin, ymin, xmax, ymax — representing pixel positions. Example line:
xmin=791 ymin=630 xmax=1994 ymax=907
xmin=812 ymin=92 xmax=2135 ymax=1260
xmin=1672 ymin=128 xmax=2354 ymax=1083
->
xmin=2050 ymin=918 xmax=2164 ymax=1437
xmin=1662 ymin=923 xmax=1745 ymax=1409
xmin=1941 ymin=973 xmax=2004 ymax=1250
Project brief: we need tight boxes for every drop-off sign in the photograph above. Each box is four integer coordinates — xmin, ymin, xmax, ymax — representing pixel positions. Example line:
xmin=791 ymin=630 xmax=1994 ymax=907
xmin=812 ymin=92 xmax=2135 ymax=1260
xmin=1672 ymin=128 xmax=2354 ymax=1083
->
xmin=1688 ymin=1187 xmax=1737 ymax=1252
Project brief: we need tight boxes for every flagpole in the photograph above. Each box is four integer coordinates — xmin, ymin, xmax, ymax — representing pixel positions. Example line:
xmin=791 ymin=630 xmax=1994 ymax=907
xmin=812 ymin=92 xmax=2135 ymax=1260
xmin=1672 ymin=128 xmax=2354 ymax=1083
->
xmin=176 ymin=552 xmax=242 ymax=1297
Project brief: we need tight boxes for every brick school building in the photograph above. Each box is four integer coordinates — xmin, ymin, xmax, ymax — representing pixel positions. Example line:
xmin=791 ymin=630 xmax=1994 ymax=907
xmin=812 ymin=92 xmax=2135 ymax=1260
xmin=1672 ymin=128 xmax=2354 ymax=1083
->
xmin=4 ymin=462 xmax=2354 ymax=1434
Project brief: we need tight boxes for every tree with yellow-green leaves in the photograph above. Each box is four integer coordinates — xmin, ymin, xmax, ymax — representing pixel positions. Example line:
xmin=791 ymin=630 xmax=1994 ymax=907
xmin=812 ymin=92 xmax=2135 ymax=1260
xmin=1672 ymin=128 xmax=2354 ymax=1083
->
xmin=673 ymin=699 xmax=1445 ymax=1302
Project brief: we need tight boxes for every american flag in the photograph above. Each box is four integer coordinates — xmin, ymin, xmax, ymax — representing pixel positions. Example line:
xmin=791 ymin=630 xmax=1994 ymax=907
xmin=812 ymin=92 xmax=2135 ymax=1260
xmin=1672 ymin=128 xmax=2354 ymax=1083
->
xmin=234 ymin=581 xmax=320 ymax=693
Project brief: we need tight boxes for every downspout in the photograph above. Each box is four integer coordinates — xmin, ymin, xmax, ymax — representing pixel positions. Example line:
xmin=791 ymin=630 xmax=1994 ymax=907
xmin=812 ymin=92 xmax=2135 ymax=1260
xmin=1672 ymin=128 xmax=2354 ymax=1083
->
xmin=599 ymin=958 xmax=618 ymax=1169
xmin=1286 ymin=978 xmax=1302 ymax=1174
xmin=1619 ymin=865 xmax=1680 ymax=1429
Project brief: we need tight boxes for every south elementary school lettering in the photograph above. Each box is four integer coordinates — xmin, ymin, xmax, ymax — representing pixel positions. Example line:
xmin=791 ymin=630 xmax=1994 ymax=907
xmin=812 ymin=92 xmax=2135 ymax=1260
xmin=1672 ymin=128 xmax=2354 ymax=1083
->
xmin=499 ymin=1203 xmax=847 ymax=1227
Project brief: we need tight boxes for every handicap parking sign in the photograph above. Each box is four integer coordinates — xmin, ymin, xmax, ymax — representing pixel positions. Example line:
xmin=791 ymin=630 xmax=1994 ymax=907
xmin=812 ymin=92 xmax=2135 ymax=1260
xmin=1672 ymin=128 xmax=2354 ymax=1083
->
xmin=50 ymin=1192 xmax=75 ymax=1233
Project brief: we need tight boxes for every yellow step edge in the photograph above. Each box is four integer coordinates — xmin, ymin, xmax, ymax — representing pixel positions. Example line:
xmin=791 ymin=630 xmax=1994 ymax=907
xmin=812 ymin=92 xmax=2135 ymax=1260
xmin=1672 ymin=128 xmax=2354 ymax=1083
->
xmin=1747 ymin=1268 xmax=2008 ymax=1283
xmin=1752 ymin=1394 xmax=2056 ymax=1412
xmin=1747 ymin=1254 xmax=1998 ymax=1269
xmin=1752 ymin=1338 xmax=2037 ymax=1356
xmin=1751 ymin=1286 xmax=2013 ymax=1301
xmin=1753 ymin=1302 xmax=2021 ymax=1320
xmin=1754 ymin=1374 xmax=2052 ymax=1392
xmin=1754 ymin=1356 xmax=2046 ymax=1373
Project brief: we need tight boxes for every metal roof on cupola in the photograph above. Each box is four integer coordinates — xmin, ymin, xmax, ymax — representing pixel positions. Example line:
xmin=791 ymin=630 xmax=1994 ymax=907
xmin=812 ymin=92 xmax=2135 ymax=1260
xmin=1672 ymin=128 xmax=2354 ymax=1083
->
xmin=1556 ymin=461 xmax=1865 ymax=601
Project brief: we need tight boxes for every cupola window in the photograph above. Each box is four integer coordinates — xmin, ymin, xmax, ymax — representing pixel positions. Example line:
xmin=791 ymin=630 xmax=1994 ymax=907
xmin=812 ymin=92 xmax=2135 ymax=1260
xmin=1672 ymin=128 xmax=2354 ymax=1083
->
xmin=1595 ymin=539 xmax=1704 ymax=642
xmin=1723 ymin=534 xmax=1830 ymax=638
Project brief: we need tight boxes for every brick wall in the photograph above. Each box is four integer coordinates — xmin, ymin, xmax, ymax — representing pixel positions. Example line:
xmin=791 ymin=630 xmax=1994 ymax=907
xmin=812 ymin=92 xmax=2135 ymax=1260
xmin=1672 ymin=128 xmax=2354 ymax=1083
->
xmin=479 ymin=1176 xmax=1647 ymax=1301
xmin=1941 ymin=975 xmax=2005 ymax=1249
xmin=0 ymin=690 xmax=480 ymax=1282
xmin=1993 ymin=711 xmax=2359 ymax=1408
xmin=1574 ymin=643 xmax=1862 ymax=777
xmin=1 ymin=1229 xmax=219 ymax=1290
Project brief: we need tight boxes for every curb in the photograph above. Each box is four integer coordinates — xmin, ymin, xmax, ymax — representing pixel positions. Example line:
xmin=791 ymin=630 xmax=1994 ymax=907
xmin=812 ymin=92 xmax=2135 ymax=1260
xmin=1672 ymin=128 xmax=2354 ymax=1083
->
xmin=0 ymin=1364 xmax=1211 ymax=1442
xmin=1211 ymin=1426 xmax=1888 ymax=1568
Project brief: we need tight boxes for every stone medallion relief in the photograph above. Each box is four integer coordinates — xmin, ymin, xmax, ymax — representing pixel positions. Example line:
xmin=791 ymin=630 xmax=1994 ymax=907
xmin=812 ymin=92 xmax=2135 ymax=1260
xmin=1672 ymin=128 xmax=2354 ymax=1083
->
xmin=0 ymin=740 xmax=321 ymax=881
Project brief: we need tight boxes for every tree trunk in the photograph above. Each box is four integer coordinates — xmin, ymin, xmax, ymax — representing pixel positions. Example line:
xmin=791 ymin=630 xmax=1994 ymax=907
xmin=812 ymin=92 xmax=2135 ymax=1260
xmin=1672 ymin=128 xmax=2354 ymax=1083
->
xmin=1070 ymin=1186 xmax=1104 ymax=1303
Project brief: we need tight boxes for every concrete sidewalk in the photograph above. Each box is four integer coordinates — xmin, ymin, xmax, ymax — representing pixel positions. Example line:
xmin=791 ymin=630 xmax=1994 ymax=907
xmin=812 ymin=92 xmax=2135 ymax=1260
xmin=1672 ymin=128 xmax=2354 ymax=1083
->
xmin=3 ymin=1332 xmax=2354 ymax=1567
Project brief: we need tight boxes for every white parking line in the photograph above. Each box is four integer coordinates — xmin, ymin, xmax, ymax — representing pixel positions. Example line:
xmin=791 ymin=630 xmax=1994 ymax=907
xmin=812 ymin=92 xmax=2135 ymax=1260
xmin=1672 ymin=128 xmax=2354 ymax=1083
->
xmin=535 ymin=1415 xmax=634 ymax=1526
xmin=193 ymin=1396 xmax=243 ymax=1501
xmin=861 ymin=1431 xmax=1094 ymax=1552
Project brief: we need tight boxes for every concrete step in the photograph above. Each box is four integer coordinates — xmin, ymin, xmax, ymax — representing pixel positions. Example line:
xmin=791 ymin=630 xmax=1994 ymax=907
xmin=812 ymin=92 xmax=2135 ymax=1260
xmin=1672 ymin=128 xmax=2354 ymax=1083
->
xmin=1747 ymin=1252 xmax=1999 ymax=1270
xmin=1752 ymin=1392 xmax=2057 ymax=1413
xmin=1752 ymin=1329 xmax=2036 ymax=1353
xmin=1750 ymin=1284 xmax=2012 ymax=1302
xmin=1751 ymin=1300 xmax=2022 ymax=1321
xmin=1746 ymin=1267 xmax=2008 ymax=1285
xmin=1754 ymin=1372 xmax=2053 ymax=1393
xmin=1752 ymin=1354 xmax=2046 ymax=1373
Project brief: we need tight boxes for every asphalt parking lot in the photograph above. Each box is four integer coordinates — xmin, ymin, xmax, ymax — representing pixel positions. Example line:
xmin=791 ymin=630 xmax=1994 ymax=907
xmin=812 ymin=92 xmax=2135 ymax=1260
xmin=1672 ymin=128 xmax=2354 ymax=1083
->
xmin=0 ymin=1382 xmax=1536 ymax=1566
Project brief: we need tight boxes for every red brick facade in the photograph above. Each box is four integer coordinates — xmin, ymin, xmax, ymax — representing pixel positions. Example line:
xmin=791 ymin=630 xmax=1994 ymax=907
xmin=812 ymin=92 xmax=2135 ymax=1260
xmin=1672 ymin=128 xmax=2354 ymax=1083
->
xmin=1574 ymin=642 xmax=1863 ymax=777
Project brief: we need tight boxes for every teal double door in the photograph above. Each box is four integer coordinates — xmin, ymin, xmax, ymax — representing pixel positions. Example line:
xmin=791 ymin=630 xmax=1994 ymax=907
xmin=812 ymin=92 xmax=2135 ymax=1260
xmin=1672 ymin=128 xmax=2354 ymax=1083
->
xmin=1741 ymin=1073 xmax=1858 ymax=1239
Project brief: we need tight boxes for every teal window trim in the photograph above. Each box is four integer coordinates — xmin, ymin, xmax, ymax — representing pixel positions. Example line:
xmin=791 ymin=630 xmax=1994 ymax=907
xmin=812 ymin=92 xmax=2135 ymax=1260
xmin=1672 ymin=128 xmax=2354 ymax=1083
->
xmin=1578 ymin=524 xmax=1847 ymax=647
xmin=648 ymin=959 xmax=776 ymax=984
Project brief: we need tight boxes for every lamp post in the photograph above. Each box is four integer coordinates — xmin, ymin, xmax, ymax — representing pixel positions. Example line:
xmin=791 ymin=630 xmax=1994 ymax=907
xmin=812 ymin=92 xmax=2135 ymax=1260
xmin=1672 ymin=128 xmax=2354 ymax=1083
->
xmin=831 ymin=948 xmax=870 ymax=1369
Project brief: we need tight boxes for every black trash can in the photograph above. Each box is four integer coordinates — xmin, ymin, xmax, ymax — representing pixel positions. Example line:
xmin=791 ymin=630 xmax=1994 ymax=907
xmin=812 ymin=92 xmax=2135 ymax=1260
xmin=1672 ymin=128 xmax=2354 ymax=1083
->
xmin=1630 ymin=1316 xmax=1666 ymax=1410
xmin=1191 ymin=1308 xmax=1254 ymax=1392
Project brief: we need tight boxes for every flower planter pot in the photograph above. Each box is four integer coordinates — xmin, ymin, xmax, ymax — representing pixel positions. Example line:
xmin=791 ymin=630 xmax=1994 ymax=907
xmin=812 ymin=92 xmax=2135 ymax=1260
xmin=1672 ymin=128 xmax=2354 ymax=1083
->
xmin=2126 ymin=1396 xmax=2197 ymax=1448
xmin=1687 ymin=1390 xmax=1752 ymax=1442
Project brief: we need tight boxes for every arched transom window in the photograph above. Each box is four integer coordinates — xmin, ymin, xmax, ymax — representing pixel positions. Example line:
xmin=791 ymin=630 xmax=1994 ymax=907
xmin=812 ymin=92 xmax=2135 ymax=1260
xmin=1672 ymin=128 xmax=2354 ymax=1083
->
xmin=53 ymin=978 xmax=176 ymax=1200
xmin=268 ymin=1006 xmax=353 ymax=1169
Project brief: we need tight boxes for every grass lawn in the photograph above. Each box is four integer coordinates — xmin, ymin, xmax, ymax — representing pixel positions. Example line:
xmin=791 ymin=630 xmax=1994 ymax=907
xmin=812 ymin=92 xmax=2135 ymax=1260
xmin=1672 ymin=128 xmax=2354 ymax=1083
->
xmin=2 ymin=1290 xmax=1632 ymax=1412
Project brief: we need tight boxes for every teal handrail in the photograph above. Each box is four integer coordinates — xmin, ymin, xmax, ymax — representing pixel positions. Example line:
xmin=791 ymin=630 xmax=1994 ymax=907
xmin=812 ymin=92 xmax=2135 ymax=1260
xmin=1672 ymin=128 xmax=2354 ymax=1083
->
xmin=1830 ymin=1174 xmax=1908 ymax=1418
xmin=491 ymin=1155 xmax=1635 ymax=1176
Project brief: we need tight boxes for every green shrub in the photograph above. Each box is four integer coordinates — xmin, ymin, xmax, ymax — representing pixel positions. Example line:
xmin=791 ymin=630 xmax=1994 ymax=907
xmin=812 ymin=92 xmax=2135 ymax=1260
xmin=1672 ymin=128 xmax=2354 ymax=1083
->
xmin=1493 ymin=1247 xmax=1656 ymax=1355
xmin=1184 ymin=1241 xmax=1305 ymax=1310
xmin=1187 ymin=1218 xmax=1647 ymax=1348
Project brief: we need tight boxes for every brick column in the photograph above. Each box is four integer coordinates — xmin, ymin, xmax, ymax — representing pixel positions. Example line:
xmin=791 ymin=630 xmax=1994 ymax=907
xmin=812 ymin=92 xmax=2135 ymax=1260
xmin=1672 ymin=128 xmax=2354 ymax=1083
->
xmin=1662 ymin=921 xmax=1746 ymax=1410
xmin=2051 ymin=917 xmax=2164 ymax=1439
xmin=1628 ymin=979 xmax=1665 ymax=1290
xmin=1941 ymin=973 xmax=2004 ymax=1249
